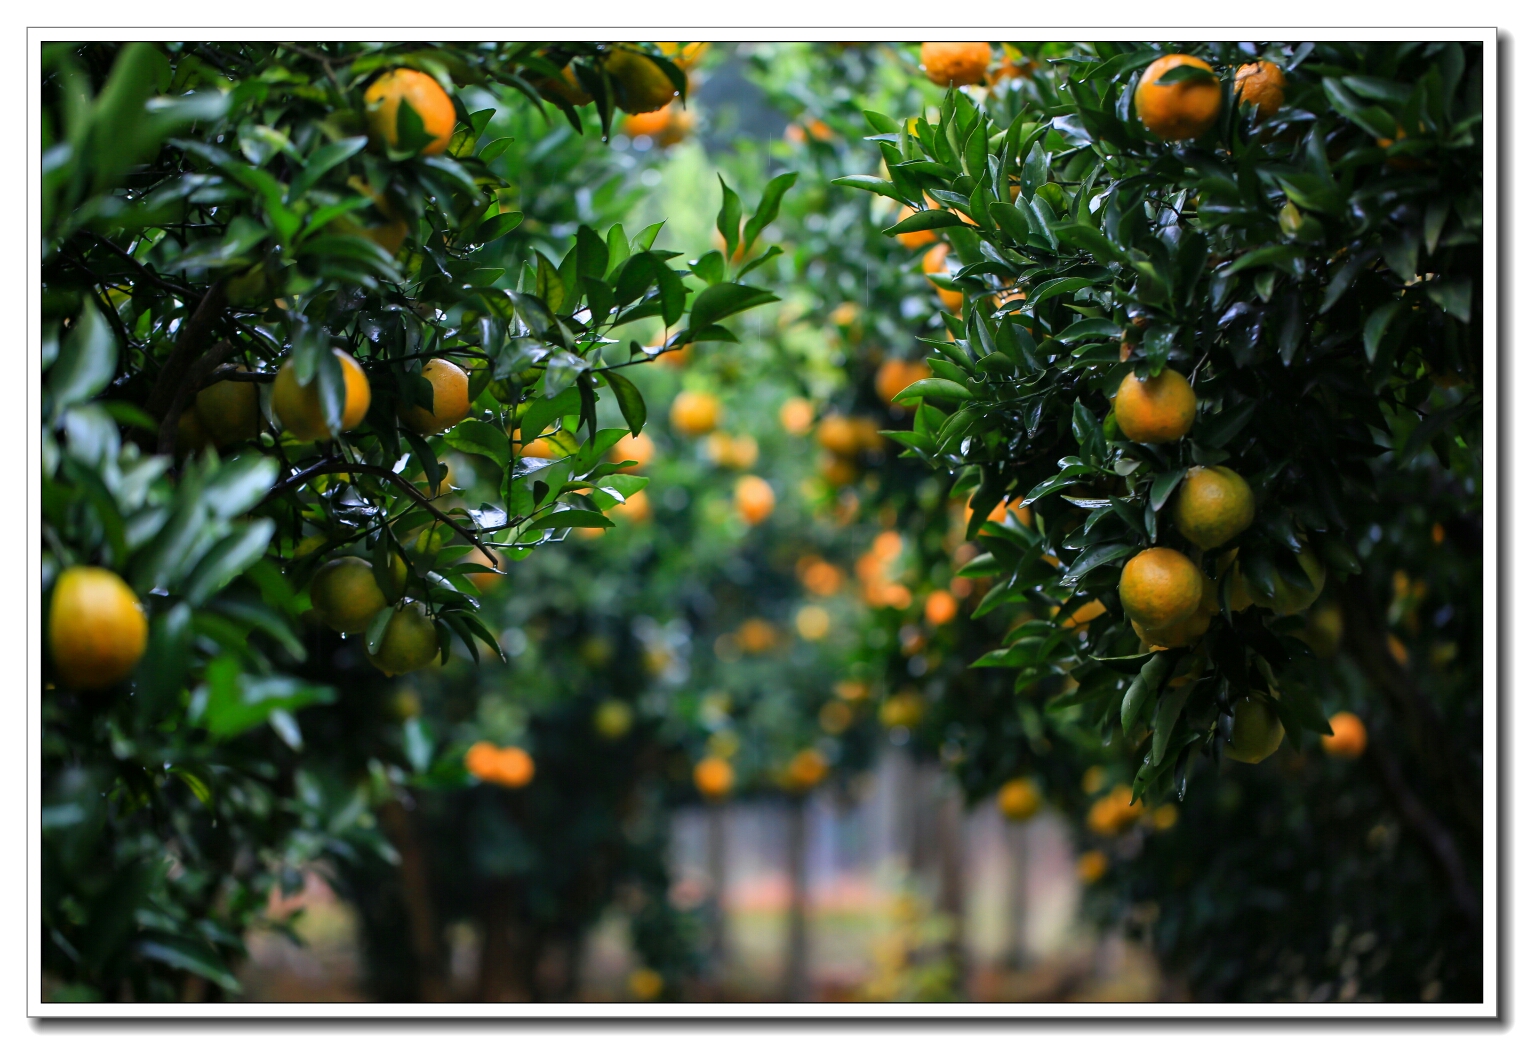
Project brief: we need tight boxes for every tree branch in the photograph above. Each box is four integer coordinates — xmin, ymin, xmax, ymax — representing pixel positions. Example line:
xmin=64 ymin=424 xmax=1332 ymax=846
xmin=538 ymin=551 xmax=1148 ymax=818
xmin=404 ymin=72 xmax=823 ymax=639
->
xmin=259 ymin=458 xmax=499 ymax=562
xmin=1337 ymin=575 xmax=1482 ymax=839
xmin=1365 ymin=733 xmax=1480 ymax=925
xmin=156 ymin=339 xmax=240 ymax=456
xmin=145 ymin=279 xmax=229 ymax=423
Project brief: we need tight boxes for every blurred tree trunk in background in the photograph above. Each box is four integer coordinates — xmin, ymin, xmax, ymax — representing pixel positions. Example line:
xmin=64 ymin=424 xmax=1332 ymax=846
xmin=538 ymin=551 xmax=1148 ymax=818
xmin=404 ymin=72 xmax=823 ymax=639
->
xmin=935 ymin=784 xmax=967 ymax=995
xmin=705 ymin=804 xmax=730 ymax=992
xmin=782 ymin=798 xmax=810 ymax=1001
xmin=379 ymin=800 xmax=451 ymax=1002
xmin=1005 ymin=819 xmax=1029 ymax=969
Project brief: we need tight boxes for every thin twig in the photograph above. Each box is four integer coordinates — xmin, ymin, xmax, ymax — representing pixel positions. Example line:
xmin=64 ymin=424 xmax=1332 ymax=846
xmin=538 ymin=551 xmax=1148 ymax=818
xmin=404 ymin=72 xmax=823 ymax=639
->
xmin=87 ymin=232 xmax=198 ymax=299
xmin=260 ymin=458 xmax=496 ymax=559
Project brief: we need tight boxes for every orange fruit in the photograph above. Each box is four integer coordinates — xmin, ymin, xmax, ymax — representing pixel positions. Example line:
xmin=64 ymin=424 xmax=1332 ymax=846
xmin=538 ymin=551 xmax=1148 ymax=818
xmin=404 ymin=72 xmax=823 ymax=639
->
xmin=921 ymin=42 xmax=992 ymax=87
xmin=1132 ymin=596 xmax=1212 ymax=649
xmin=924 ymin=589 xmax=959 ymax=626
xmin=1058 ymin=598 xmax=1108 ymax=629
xmin=1173 ymin=465 xmax=1255 ymax=550
xmin=1321 ymin=711 xmax=1368 ymax=760
xmin=694 ymin=755 xmax=735 ymax=799
xmin=815 ymin=415 xmax=859 ymax=456
xmin=1249 ymin=546 xmax=1326 ymax=617
xmin=922 ymin=241 xmax=951 ymax=276
xmin=604 ymin=47 xmax=678 ymax=114
xmin=820 ymin=455 xmax=858 ymax=487
xmin=495 ymin=746 xmax=535 ymax=787
xmin=734 ymin=475 xmax=775 ymax=525
xmin=669 ymin=390 xmax=720 ymax=435
xmin=610 ymin=432 xmax=657 ymax=472
xmin=894 ymin=204 xmax=939 ymax=250
xmin=194 ymin=368 xmax=261 ymax=447
xmin=272 ymin=349 xmax=370 ymax=442
xmin=1119 ymin=547 xmax=1204 ymax=630
xmin=628 ymin=968 xmax=664 ymax=1001
xmin=797 ymin=556 xmax=844 ymax=597
xmin=656 ymin=41 xmax=710 ymax=70
xmin=1234 ymin=61 xmax=1286 ymax=115
xmin=879 ymin=692 xmax=924 ymax=729
xmin=398 ymin=358 xmax=471 ymax=436
xmin=1224 ymin=695 xmax=1284 ymax=763
xmin=309 ymin=556 xmax=389 ymax=634
xmin=1076 ymin=850 xmax=1109 ymax=883
xmin=795 ymin=605 xmax=831 ymax=641
xmin=785 ymin=748 xmax=829 ymax=792
xmin=779 ymin=397 xmax=814 ymax=434
xmin=48 ymin=566 xmax=148 ymax=689
xmin=997 ymin=777 xmax=1041 ymax=821
xmin=1113 ymin=369 xmax=1197 ymax=443
xmin=875 ymin=358 xmax=932 ymax=405
xmin=1135 ymin=54 xmax=1222 ymax=141
xmin=609 ymin=488 xmax=652 ymax=524
xmin=623 ymin=102 xmax=694 ymax=146
xmin=366 ymin=599 xmax=438 ymax=676
xmin=364 ymin=68 xmax=456 ymax=156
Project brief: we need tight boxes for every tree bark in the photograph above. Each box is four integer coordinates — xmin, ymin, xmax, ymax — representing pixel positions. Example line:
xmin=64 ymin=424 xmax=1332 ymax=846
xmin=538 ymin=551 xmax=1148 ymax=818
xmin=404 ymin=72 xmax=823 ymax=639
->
xmin=377 ymin=799 xmax=451 ymax=1002
xmin=475 ymin=884 xmax=535 ymax=1002
xmin=935 ymin=784 xmax=967 ymax=995
xmin=782 ymin=797 xmax=809 ymax=1002
xmin=705 ymin=802 xmax=730 ymax=991
xmin=145 ymin=280 xmax=227 ymax=420
xmin=1005 ymin=818 xmax=1029 ymax=969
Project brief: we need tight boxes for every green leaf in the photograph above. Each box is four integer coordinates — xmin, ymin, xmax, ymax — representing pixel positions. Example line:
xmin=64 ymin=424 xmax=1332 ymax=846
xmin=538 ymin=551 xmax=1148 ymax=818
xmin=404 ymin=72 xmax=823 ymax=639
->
xmin=474 ymin=210 xmax=522 ymax=244
xmin=884 ymin=209 xmax=965 ymax=236
xmin=687 ymin=282 xmax=777 ymax=333
xmin=137 ymin=937 xmax=242 ymax=994
xmin=1152 ymin=63 xmax=1217 ymax=86
xmin=893 ymin=378 xmax=973 ymax=404
xmin=542 ymin=508 xmax=613 ymax=529
xmin=831 ymin=175 xmax=912 ymax=206
xmin=286 ymin=136 xmax=366 ymax=203
xmin=604 ymin=370 xmax=647 ymax=436
xmin=518 ymin=385 xmax=581 ymax=443
xmin=1363 ymin=300 xmax=1402 ymax=362
xmin=576 ymin=224 xmax=609 ymax=284
xmin=1396 ymin=400 xmax=1479 ymax=468
xmin=716 ymin=175 xmax=742 ymax=260
xmin=181 ymin=520 xmax=276 ymax=606
xmin=1151 ymin=681 xmax=1195 ymax=764
xmin=741 ymin=170 xmax=798 ymax=251
xmin=444 ymin=418 xmax=512 ymax=468
xmin=1064 ymin=542 xmax=1132 ymax=583
xmin=49 ymin=302 xmax=117 ymax=414
xmin=1150 ymin=469 xmax=1185 ymax=512
xmin=1121 ymin=653 xmax=1171 ymax=734
xmin=1058 ymin=317 xmax=1124 ymax=343
xmin=195 ymin=657 xmax=336 ymax=738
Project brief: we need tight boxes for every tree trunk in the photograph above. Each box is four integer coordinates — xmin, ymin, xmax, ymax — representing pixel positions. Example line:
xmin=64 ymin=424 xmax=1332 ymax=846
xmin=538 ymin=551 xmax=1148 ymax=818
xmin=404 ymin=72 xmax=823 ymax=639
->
xmin=475 ymin=884 xmax=536 ymax=1002
xmin=377 ymin=799 xmax=450 ymax=1002
xmin=934 ymin=784 xmax=967 ymax=995
xmin=1005 ymin=818 xmax=1029 ymax=969
xmin=782 ymin=797 xmax=810 ymax=1002
xmin=705 ymin=802 xmax=730 ymax=992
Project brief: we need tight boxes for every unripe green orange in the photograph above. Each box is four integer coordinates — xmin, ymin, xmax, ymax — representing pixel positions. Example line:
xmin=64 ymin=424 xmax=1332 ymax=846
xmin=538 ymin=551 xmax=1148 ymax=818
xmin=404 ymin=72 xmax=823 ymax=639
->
xmin=309 ymin=556 xmax=389 ymax=634
xmin=367 ymin=600 xmax=439 ymax=676
xmin=1173 ymin=466 xmax=1255 ymax=550
xmin=1224 ymin=695 xmax=1285 ymax=763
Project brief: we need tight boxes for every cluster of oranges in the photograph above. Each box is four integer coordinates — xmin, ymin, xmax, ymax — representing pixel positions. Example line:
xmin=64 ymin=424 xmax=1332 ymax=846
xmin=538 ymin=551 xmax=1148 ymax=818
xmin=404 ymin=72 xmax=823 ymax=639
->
xmin=1086 ymin=783 xmax=1178 ymax=836
xmin=465 ymin=742 xmax=536 ymax=788
xmin=813 ymin=413 xmax=885 ymax=487
xmin=856 ymin=531 xmax=913 ymax=610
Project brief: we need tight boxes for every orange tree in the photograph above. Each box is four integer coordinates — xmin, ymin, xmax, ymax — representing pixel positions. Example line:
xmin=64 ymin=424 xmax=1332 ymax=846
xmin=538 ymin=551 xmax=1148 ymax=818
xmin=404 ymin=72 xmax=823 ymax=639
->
xmin=40 ymin=40 xmax=785 ymax=1001
xmin=834 ymin=41 xmax=1483 ymax=997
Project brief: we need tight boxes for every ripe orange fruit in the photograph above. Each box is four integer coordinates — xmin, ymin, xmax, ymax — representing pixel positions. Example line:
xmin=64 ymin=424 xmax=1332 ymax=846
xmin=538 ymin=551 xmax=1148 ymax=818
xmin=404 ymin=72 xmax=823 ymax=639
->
xmin=1058 ymin=598 xmax=1108 ymax=629
xmin=879 ymin=691 xmax=924 ymax=729
xmin=1135 ymin=54 xmax=1222 ymax=141
xmin=1076 ymin=850 xmax=1109 ymax=884
xmin=610 ymin=432 xmax=657 ymax=472
xmin=707 ymin=431 xmax=759 ymax=470
xmin=921 ymin=42 xmax=992 ymax=87
xmin=272 ymin=349 xmax=371 ymax=442
xmin=997 ymin=777 xmax=1041 ymax=821
xmin=1087 ymin=784 xmax=1145 ymax=836
xmin=1132 ymin=596 xmax=1212 ymax=649
xmin=495 ymin=746 xmax=535 ymax=787
xmin=398 ymin=358 xmax=471 ymax=436
xmin=364 ymin=68 xmax=457 ymax=156
xmin=366 ymin=599 xmax=439 ymax=676
xmin=623 ymin=102 xmax=694 ymax=146
xmin=795 ymin=605 xmax=831 ymax=641
xmin=779 ymin=397 xmax=814 ymax=434
xmin=669 ymin=390 xmax=720 ymax=435
xmin=785 ymin=748 xmax=829 ymax=792
xmin=1234 ymin=61 xmax=1286 ymax=115
xmin=1224 ymin=695 xmax=1284 ymax=763
xmin=1119 ymin=547 xmax=1204 ymax=630
xmin=815 ymin=415 xmax=860 ymax=457
xmin=735 ymin=475 xmax=775 ymax=524
xmin=1173 ymin=466 xmax=1255 ymax=550
xmin=894 ymin=204 xmax=939 ymax=250
xmin=922 ymin=242 xmax=951 ymax=276
xmin=797 ymin=555 xmax=844 ymax=597
xmin=309 ymin=556 xmax=389 ymax=634
xmin=820 ymin=455 xmax=858 ymax=487
xmin=656 ymin=41 xmax=710 ymax=70
xmin=49 ymin=566 xmax=148 ymax=689
xmin=694 ymin=755 xmax=735 ymax=799
xmin=1322 ymin=711 xmax=1368 ymax=760
xmin=875 ymin=358 xmax=932 ymax=405
xmin=604 ymin=47 xmax=678 ymax=114
xmin=1113 ymin=369 xmax=1197 ymax=443
xmin=609 ymin=488 xmax=652 ymax=524
xmin=924 ymin=589 xmax=959 ymax=626
xmin=195 ymin=368 xmax=261 ymax=447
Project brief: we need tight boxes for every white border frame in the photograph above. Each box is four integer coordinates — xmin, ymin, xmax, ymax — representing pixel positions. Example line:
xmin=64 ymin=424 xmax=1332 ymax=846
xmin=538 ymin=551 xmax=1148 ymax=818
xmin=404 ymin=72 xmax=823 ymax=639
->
xmin=25 ymin=25 xmax=1499 ymax=1021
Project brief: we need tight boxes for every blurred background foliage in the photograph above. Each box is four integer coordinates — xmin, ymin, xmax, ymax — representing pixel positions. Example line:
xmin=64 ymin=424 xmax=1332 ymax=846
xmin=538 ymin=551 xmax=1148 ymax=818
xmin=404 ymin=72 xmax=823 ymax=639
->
xmin=39 ymin=40 xmax=1484 ymax=1005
